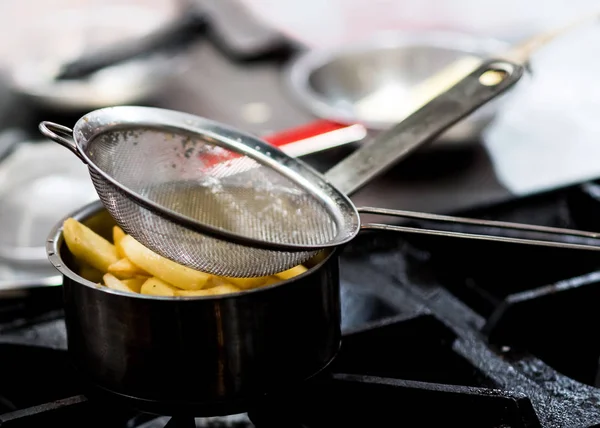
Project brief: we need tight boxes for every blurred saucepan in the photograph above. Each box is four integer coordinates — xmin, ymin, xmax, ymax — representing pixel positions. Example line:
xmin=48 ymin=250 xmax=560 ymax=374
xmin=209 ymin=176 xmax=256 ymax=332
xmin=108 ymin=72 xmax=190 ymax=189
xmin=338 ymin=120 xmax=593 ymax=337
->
xmin=284 ymin=31 xmax=521 ymax=147
xmin=0 ymin=3 xmax=198 ymax=111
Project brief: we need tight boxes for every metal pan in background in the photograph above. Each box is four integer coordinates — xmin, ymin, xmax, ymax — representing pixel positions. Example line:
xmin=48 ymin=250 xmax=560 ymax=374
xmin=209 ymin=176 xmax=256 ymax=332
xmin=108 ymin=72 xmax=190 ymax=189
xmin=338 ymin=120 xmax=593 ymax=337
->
xmin=3 ymin=0 xmax=294 ymax=113
xmin=0 ymin=3 xmax=199 ymax=112
xmin=284 ymin=30 xmax=520 ymax=148
xmin=0 ymin=136 xmax=99 ymax=296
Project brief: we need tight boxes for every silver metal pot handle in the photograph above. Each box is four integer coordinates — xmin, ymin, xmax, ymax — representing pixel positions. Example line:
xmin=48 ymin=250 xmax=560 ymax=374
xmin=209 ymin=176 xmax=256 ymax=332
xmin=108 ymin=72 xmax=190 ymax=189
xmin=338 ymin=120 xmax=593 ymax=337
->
xmin=358 ymin=207 xmax=600 ymax=252
xmin=38 ymin=121 xmax=85 ymax=163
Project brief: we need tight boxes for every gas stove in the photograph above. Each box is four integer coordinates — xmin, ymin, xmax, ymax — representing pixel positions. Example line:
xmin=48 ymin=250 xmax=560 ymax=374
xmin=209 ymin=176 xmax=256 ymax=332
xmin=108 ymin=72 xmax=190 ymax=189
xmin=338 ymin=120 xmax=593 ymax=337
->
xmin=1 ymin=179 xmax=600 ymax=427
xmin=1 ymin=4 xmax=600 ymax=423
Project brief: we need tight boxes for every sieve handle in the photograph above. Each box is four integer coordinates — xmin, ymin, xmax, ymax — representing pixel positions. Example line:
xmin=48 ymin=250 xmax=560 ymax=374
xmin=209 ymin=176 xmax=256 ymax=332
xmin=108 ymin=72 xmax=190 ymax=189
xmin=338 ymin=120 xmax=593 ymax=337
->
xmin=323 ymin=59 xmax=525 ymax=197
xmin=358 ymin=207 xmax=600 ymax=252
xmin=38 ymin=121 xmax=86 ymax=163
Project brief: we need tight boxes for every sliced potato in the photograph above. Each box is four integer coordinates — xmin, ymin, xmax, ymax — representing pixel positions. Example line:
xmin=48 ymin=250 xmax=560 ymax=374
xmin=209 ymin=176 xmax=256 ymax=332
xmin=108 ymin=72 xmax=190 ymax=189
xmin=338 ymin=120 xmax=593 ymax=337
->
xmin=209 ymin=276 xmax=235 ymax=287
xmin=108 ymin=258 xmax=149 ymax=279
xmin=103 ymin=273 xmax=139 ymax=294
xmin=121 ymin=277 xmax=146 ymax=293
xmin=113 ymin=226 xmax=127 ymax=258
xmin=262 ymin=276 xmax=282 ymax=286
xmin=78 ymin=264 xmax=104 ymax=283
xmin=141 ymin=277 xmax=180 ymax=296
xmin=175 ymin=284 xmax=241 ymax=297
xmin=63 ymin=218 xmax=119 ymax=272
xmin=120 ymin=235 xmax=211 ymax=290
xmin=222 ymin=276 xmax=270 ymax=290
xmin=274 ymin=265 xmax=308 ymax=280
xmin=208 ymin=284 xmax=241 ymax=295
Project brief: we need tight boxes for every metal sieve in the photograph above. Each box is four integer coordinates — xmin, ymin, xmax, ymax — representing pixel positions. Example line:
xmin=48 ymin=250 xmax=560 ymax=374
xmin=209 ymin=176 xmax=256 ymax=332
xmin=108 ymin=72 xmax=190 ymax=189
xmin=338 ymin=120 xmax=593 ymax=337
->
xmin=39 ymin=59 xmax=600 ymax=278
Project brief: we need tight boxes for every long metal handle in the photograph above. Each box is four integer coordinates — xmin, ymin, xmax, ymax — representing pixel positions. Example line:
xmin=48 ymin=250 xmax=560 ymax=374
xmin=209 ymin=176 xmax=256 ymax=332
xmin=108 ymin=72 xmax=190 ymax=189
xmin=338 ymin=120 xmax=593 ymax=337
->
xmin=324 ymin=59 xmax=524 ymax=196
xmin=358 ymin=207 xmax=600 ymax=252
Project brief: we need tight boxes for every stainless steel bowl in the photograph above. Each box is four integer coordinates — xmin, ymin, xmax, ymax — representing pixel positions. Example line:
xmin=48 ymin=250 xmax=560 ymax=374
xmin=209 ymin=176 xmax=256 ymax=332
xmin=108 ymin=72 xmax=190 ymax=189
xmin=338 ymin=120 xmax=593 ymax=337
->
xmin=0 ymin=137 xmax=98 ymax=295
xmin=1 ymin=4 xmax=188 ymax=112
xmin=284 ymin=31 xmax=512 ymax=146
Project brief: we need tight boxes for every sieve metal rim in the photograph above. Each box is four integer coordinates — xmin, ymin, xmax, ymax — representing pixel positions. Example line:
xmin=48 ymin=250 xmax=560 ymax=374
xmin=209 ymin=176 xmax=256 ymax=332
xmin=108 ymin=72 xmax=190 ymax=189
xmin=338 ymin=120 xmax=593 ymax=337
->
xmin=69 ymin=105 xmax=361 ymax=252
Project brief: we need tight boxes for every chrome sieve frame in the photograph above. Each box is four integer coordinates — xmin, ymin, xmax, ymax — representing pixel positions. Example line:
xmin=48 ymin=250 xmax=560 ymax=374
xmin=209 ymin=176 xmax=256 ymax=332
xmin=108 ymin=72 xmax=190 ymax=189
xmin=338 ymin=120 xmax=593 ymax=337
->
xmin=42 ymin=105 xmax=361 ymax=252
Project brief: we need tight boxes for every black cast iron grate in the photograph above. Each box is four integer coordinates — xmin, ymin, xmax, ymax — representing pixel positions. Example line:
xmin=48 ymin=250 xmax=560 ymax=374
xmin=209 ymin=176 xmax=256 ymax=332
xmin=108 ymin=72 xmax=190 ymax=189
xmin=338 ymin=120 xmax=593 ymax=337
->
xmin=3 ymin=181 xmax=600 ymax=427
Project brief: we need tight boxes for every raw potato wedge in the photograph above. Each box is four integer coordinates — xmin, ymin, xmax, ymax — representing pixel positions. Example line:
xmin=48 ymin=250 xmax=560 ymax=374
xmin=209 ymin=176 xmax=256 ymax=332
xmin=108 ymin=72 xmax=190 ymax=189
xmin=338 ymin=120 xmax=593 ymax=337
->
xmin=175 ymin=284 xmax=241 ymax=297
xmin=141 ymin=277 xmax=180 ymax=296
xmin=262 ymin=276 xmax=282 ymax=286
xmin=120 ymin=277 xmax=146 ymax=293
xmin=63 ymin=218 xmax=119 ymax=272
xmin=120 ymin=235 xmax=211 ymax=290
xmin=67 ymin=217 xmax=311 ymax=297
xmin=209 ymin=276 xmax=235 ymax=287
xmin=103 ymin=273 xmax=139 ymax=294
xmin=78 ymin=264 xmax=104 ymax=283
xmin=275 ymin=265 xmax=308 ymax=280
xmin=113 ymin=226 xmax=127 ymax=258
xmin=223 ymin=276 xmax=270 ymax=290
xmin=108 ymin=258 xmax=149 ymax=279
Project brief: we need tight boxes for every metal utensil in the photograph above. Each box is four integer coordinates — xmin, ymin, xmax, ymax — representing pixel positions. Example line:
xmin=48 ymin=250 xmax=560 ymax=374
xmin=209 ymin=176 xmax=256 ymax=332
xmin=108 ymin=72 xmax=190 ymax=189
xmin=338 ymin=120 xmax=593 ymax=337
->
xmin=0 ymin=135 xmax=98 ymax=295
xmin=285 ymin=31 xmax=510 ymax=144
xmin=54 ymin=9 xmax=207 ymax=81
xmin=5 ymin=4 xmax=191 ymax=111
xmin=39 ymin=58 xmax=523 ymax=278
xmin=0 ymin=140 xmax=98 ymax=265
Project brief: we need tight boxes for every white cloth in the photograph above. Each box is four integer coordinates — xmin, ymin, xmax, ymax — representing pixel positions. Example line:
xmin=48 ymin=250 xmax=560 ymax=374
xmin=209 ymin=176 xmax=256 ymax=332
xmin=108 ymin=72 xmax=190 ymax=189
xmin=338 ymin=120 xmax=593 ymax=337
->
xmin=484 ymin=25 xmax=600 ymax=195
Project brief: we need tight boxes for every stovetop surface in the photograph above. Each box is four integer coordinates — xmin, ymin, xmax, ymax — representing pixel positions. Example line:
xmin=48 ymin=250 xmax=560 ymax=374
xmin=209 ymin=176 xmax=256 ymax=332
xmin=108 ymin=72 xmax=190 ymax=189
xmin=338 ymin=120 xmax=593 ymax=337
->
xmin=2 ymin=179 xmax=600 ymax=427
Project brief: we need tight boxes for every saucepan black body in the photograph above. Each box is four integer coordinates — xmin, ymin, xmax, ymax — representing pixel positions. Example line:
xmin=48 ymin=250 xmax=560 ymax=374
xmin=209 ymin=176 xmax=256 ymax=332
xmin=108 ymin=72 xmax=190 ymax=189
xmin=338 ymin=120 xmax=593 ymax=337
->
xmin=47 ymin=200 xmax=342 ymax=416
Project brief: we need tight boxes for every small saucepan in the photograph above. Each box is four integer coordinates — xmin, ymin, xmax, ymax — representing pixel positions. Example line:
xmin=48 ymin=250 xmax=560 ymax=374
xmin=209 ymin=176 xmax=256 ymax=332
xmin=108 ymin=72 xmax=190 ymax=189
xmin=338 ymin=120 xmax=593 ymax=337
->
xmin=42 ymin=55 xmax=523 ymax=415
xmin=48 ymin=200 xmax=341 ymax=416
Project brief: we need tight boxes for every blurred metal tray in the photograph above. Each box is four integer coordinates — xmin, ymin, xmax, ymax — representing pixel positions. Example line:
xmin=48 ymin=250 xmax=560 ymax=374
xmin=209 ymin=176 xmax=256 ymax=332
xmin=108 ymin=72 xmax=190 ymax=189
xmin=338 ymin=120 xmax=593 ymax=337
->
xmin=0 ymin=136 xmax=98 ymax=293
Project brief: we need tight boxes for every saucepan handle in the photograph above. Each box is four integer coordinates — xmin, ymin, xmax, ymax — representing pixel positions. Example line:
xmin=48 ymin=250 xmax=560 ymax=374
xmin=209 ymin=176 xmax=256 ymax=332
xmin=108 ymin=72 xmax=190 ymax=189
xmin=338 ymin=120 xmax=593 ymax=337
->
xmin=38 ymin=121 xmax=86 ymax=163
xmin=357 ymin=207 xmax=600 ymax=252
xmin=324 ymin=59 xmax=525 ymax=197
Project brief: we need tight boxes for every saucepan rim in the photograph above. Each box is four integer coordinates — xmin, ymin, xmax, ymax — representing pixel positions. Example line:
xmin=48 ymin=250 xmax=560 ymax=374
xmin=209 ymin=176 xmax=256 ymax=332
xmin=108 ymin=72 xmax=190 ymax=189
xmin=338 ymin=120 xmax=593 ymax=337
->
xmin=47 ymin=199 xmax=338 ymax=302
